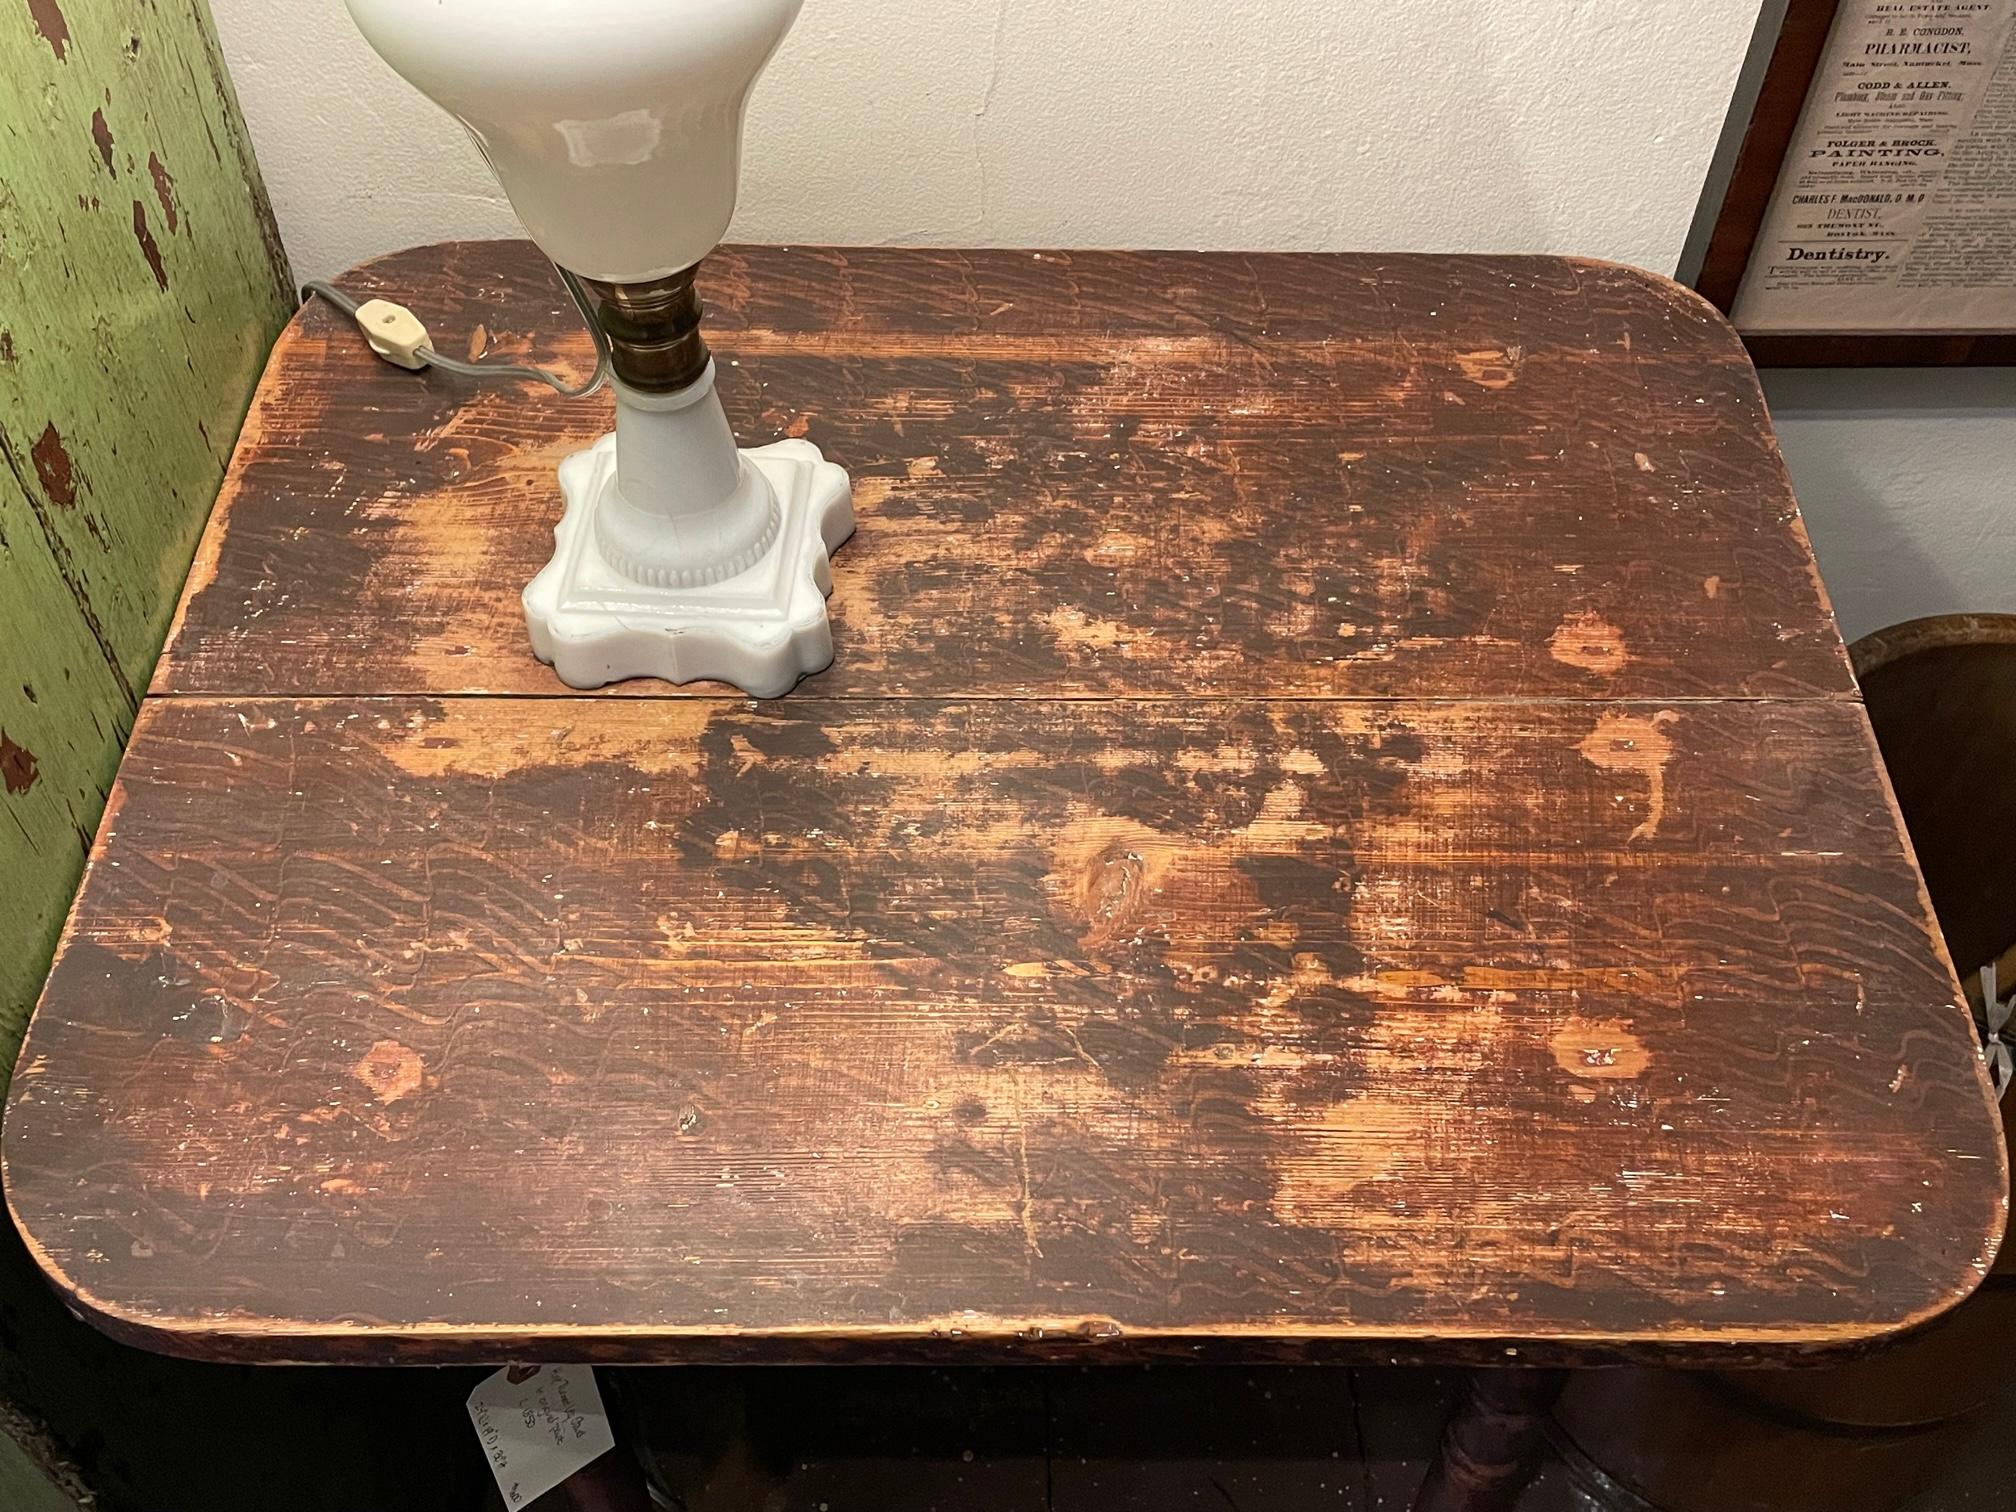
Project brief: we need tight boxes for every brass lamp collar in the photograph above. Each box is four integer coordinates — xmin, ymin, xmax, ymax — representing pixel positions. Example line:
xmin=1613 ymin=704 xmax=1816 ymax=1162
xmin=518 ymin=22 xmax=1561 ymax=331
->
xmin=577 ymin=264 xmax=711 ymax=394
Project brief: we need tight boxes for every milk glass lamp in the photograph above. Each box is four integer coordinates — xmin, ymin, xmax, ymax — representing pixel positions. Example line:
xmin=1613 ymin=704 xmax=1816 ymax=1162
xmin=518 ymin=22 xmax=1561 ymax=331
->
xmin=344 ymin=0 xmax=853 ymax=697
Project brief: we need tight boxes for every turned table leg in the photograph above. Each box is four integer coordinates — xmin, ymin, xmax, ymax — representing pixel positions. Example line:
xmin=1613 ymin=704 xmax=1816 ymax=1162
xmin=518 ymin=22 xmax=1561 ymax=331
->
xmin=550 ymin=1448 xmax=656 ymax=1512
xmin=1412 ymin=1368 xmax=1569 ymax=1512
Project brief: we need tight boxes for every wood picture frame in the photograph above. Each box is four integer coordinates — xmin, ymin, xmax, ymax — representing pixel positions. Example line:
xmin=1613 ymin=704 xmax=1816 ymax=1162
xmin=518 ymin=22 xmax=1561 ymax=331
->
xmin=1693 ymin=0 xmax=2016 ymax=367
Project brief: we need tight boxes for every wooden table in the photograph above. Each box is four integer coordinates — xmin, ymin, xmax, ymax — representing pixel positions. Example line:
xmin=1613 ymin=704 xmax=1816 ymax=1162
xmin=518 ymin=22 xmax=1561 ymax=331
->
xmin=5 ymin=243 xmax=2005 ymax=1510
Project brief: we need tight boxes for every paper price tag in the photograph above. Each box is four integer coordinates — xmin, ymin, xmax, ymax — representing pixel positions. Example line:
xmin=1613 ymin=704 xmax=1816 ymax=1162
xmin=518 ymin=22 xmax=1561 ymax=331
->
xmin=467 ymin=1364 xmax=617 ymax=1509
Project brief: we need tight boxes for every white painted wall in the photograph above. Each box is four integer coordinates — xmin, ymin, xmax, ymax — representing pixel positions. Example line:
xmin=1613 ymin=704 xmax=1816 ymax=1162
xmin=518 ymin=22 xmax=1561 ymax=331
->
xmin=210 ymin=0 xmax=2012 ymax=639
xmin=210 ymin=0 xmax=1760 ymax=282
xmin=1764 ymin=370 xmax=2014 ymax=644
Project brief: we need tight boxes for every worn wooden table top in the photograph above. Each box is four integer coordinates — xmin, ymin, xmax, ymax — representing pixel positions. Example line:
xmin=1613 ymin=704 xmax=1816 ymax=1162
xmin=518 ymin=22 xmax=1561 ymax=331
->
xmin=5 ymin=242 xmax=2004 ymax=1366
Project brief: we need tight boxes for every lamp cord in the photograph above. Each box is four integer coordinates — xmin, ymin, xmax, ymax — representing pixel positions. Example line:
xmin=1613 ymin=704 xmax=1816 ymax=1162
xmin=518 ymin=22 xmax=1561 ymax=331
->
xmin=301 ymin=262 xmax=611 ymax=400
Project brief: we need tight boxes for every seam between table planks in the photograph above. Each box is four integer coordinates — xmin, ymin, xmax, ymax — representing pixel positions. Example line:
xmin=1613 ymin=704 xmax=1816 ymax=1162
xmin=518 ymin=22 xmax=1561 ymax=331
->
xmin=141 ymin=691 xmax=1868 ymax=706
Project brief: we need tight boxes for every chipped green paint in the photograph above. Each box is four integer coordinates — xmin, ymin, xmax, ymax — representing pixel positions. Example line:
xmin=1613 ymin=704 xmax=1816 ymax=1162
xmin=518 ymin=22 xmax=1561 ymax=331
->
xmin=0 ymin=1399 xmax=87 ymax=1512
xmin=0 ymin=0 xmax=293 ymax=1088
xmin=0 ymin=23 xmax=493 ymax=1512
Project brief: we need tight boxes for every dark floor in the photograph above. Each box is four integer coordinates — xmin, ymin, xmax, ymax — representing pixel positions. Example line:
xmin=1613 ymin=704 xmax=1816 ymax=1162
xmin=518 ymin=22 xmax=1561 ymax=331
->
xmin=609 ymin=1365 xmax=2014 ymax=1512
xmin=1892 ymin=1398 xmax=2011 ymax=1512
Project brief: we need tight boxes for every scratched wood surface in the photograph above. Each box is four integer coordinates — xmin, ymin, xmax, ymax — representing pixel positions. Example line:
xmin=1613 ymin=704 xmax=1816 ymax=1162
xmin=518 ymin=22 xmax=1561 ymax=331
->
xmin=6 ymin=694 xmax=2001 ymax=1363
xmin=4 ymin=244 xmax=2001 ymax=1368
xmin=153 ymin=242 xmax=1854 ymax=702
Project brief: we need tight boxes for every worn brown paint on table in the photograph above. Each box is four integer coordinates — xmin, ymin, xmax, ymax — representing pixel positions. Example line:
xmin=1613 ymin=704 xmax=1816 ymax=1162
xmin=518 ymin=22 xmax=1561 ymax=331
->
xmin=6 ymin=694 xmax=2000 ymax=1363
xmin=155 ymin=243 xmax=1852 ymax=702
xmin=5 ymin=245 xmax=2000 ymax=1368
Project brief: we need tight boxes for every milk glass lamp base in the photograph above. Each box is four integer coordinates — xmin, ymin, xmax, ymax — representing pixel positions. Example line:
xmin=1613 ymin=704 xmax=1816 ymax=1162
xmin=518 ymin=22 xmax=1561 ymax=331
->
xmin=524 ymin=435 xmax=855 ymax=696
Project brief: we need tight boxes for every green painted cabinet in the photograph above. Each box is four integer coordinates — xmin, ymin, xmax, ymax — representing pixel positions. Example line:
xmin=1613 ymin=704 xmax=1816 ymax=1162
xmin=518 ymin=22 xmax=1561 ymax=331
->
xmin=0 ymin=3 xmax=491 ymax=1505
xmin=0 ymin=3 xmax=404 ymax=1507
xmin=2 ymin=13 xmax=487 ymax=1512
xmin=1 ymin=0 xmax=294 ymax=1075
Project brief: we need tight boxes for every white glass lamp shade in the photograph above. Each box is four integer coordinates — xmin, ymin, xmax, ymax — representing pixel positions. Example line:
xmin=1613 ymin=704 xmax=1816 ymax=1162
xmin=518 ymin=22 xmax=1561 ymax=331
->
xmin=344 ymin=0 xmax=805 ymax=283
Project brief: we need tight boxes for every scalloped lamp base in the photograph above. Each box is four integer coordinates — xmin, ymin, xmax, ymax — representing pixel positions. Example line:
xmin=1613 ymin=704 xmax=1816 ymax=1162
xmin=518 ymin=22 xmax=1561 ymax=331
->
xmin=524 ymin=435 xmax=854 ymax=696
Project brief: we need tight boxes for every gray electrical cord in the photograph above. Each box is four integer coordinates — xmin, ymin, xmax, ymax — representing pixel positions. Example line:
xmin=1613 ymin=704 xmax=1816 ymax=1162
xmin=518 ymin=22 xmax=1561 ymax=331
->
xmin=301 ymin=262 xmax=612 ymax=400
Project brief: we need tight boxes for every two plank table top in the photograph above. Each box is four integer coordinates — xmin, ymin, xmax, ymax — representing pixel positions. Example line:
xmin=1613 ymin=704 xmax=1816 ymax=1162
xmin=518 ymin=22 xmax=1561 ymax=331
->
xmin=5 ymin=243 xmax=2005 ymax=1372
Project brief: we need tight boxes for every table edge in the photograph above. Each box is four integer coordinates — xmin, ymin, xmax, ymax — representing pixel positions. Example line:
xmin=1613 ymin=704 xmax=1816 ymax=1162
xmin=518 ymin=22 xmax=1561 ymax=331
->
xmin=6 ymin=1221 xmax=1998 ymax=1370
xmin=51 ymin=248 xmax=1966 ymax=1365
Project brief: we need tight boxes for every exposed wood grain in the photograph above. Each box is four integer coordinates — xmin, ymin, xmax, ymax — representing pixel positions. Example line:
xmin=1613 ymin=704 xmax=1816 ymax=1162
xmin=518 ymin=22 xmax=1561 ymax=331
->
xmin=4 ymin=694 xmax=1999 ymax=1364
xmin=8 ymin=244 xmax=1997 ymax=1379
xmin=153 ymin=242 xmax=1854 ymax=703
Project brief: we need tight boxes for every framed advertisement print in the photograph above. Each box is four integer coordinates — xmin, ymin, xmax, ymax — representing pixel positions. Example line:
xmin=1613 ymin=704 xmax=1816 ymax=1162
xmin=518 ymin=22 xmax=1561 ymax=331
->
xmin=1695 ymin=0 xmax=2016 ymax=365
